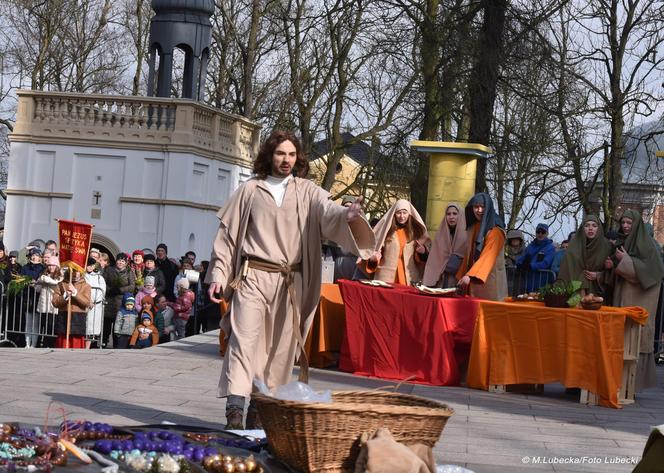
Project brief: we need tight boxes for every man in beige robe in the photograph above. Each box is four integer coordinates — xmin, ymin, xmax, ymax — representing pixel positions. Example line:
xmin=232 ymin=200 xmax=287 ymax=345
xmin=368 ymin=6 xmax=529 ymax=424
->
xmin=207 ymin=130 xmax=374 ymax=429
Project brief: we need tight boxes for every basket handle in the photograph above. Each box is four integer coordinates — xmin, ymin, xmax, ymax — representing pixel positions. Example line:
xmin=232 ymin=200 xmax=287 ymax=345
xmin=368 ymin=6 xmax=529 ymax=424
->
xmin=370 ymin=375 xmax=416 ymax=393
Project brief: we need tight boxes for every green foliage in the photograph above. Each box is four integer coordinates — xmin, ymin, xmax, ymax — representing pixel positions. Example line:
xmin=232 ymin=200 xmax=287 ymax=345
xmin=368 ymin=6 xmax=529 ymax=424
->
xmin=538 ymin=280 xmax=583 ymax=307
xmin=7 ymin=275 xmax=33 ymax=298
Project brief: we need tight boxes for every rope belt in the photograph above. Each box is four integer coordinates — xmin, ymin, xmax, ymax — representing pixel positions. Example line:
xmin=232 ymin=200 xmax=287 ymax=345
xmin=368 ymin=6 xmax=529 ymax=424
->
xmin=229 ymin=257 xmax=309 ymax=383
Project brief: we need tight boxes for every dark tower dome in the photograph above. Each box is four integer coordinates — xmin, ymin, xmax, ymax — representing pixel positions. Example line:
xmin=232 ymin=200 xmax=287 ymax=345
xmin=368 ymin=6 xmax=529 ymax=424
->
xmin=151 ymin=0 xmax=214 ymax=15
xmin=147 ymin=0 xmax=214 ymax=100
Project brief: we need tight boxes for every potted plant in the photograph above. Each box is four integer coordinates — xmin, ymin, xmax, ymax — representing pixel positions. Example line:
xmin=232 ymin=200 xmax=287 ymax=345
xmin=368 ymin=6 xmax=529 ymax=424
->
xmin=538 ymin=280 xmax=582 ymax=308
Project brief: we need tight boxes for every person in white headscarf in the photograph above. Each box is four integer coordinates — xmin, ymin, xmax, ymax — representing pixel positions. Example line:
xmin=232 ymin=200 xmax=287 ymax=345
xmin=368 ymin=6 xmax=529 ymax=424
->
xmin=422 ymin=203 xmax=468 ymax=288
xmin=364 ymin=199 xmax=431 ymax=285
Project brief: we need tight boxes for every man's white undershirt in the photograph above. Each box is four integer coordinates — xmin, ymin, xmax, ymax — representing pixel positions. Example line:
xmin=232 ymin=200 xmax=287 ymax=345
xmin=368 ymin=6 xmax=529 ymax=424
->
xmin=264 ymin=174 xmax=292 ymax=207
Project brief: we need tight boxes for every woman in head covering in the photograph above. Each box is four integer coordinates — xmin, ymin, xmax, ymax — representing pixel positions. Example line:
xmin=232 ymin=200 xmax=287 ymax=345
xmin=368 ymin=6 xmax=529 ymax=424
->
xmin=456 ymin=193 xmax=507 ymax=300
xmin=557 ymin=215 xmax=611 ymax=296
xmin=364 ymin=199 xmax=431 ymax=285
xmin=422 ymin=203 xmax=467 ymax=288
xmin=608 ymin=209 xmax=664 ymax=391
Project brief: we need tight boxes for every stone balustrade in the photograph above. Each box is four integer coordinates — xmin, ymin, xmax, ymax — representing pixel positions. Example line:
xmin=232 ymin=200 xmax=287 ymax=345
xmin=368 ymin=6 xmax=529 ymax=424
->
xmin=11 ymin=90 xmax=260 ymax=166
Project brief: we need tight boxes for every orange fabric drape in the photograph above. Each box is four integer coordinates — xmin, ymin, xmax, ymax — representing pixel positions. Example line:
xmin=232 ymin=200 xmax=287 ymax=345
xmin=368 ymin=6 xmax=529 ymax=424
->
xmin=365 ymin=228 xmax=411 ymax=284
xmin=218 ymin=300 xmax=230 ymax=357
xmin=457 ymin=225 xmax=504 ymax=283
xmin=395 ymin=228 xmax=408 ymax=285
xmin=467 ymin=300 xmax=648 ymax=408
xmin=304 ymin=283 xmax=345 ymax=368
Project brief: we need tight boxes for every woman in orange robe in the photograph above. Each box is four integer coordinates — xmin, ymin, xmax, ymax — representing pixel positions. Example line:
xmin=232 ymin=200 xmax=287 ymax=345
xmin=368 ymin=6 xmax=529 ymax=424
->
xmin=365 ymin=199 xmax=430 ymax=285
xmin=457 ymin=193 xmax=508 ymax=300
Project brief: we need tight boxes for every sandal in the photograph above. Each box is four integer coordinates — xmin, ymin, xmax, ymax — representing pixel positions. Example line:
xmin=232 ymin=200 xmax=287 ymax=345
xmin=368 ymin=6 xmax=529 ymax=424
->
xmin=224 ymin=407 xmax=244 ymax=430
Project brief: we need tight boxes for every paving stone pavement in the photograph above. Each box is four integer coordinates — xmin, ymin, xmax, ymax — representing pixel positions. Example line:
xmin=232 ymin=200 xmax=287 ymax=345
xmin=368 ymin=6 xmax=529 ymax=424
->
xmin=0 ymin=330 xmax=662 ymax=473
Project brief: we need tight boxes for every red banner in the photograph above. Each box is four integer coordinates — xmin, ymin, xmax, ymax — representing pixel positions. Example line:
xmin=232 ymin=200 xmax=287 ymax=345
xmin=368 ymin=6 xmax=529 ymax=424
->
xmin=58 ymin=220 xmax=94 ymax=273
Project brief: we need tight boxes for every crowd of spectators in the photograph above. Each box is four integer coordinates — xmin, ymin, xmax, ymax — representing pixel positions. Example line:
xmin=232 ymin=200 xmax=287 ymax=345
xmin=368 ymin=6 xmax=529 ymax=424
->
xmin=0 ymin=240 xmax=220 ymax=349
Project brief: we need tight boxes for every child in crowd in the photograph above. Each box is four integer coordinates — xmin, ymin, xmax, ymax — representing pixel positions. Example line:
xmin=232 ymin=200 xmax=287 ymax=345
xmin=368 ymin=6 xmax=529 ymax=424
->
xmin=173 ymin=260 xmax=194 ymax=296
xmin=114 ymin=293 xmax=138 ymax=349
xmin=169 ymin=279 xmax=195 ymax=340
xmin=129 ymin=312 xmax=159 ymax=349
xmin=156 ymin=293 xmax=175 ymax=344
xmin=139 ymin=295 xmax=155 ymax=322
xmin=36 ymin=256 xmax=64 ymax=348
xmin=135 ymin=276 xmax=157 ymax=312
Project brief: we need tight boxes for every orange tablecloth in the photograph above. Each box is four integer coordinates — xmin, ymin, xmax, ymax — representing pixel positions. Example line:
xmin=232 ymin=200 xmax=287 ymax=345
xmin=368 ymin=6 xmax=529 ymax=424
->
xmin=305 ymin=283 xmax=345 ymax=368
xmin=467 ymin=301 xmax=648 ymax=408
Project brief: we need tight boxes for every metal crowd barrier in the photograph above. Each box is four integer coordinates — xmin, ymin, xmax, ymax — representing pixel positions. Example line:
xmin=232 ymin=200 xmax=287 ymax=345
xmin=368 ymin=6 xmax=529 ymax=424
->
xmin=0 ymin=282 xmax=105 ymax=349
xmin=506 ymin=267 xmax=557 ymax=297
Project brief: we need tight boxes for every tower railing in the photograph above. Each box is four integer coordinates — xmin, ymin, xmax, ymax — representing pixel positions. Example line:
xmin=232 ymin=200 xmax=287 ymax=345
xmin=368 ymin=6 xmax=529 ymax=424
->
xmin=11 ymin=90 xmax=260 ymax=166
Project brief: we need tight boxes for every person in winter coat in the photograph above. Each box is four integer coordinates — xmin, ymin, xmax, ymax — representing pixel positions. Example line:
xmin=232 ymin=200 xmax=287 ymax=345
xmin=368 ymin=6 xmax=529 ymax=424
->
xmin=155 ymin=244 xmax=179 ymax=301
xmin=51 ymin=268 xmax=92 ymax=349
xmin=156 ymin=293 xmax=176 ymax=344
xmin=135 ymin=276 xmax=158 ymax=312
xmin=130 ymin=312 xmax=159 ymax=349
xmin=36 ymin=256 xmax=64 ymax=348
xmin=516 ymin=223 xmax=557 ymax=291
xmin=20 ymin=248 xmax=45 ymax=348
xmin=504 ymin=229 xmax=525 ymax=269
xmin=143 ymin=254 xmax=166 ymax=294
xmin=114 ymin=293 xmax=138 ymax=349
xmin=103 ymin=253 xmax=136 ymax=348
xmin=169 ymin=279 xmax=195 ymax=340
xmin=84 ymin=257 xmax=106 ymax=349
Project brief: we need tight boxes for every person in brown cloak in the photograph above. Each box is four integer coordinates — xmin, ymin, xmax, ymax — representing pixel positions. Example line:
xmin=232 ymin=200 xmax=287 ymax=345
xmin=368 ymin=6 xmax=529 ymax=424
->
xmin=422 ymin=202 xmax=467 ymax=288
xmin=557 ymin=215 xmax=611 ymax=296
xmin=606 ymin=209 xmax=664 ymax=391
xmin=206 ymin=130 xmax=375 ymax=429
xmin=364 ymin=199 xmax=430 ymax=285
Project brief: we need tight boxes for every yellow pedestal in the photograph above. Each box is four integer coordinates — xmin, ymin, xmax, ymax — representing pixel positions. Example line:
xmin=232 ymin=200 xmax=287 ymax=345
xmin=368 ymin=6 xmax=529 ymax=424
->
xmin=410 ymin=140 xmax=493 ymax=233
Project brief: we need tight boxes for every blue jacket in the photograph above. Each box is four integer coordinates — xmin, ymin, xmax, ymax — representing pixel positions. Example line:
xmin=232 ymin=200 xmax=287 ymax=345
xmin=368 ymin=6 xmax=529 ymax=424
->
xmin=551 ymin=249 xmax=566 ymax=274
xmin=517 ymin=238 xmax=556 ymax=271
xmin=21 ymin=263 xmax=45 ymax=281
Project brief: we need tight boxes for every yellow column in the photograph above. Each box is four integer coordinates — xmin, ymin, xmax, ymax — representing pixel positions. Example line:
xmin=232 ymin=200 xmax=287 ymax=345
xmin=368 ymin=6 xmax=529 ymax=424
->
xmin=410 ymin=140 xmax=493 ymax=234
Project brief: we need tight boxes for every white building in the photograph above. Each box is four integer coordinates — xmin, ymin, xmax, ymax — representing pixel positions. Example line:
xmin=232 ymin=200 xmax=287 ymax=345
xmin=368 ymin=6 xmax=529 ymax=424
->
xmin=4 ymin=89 xmax=260 ymax=260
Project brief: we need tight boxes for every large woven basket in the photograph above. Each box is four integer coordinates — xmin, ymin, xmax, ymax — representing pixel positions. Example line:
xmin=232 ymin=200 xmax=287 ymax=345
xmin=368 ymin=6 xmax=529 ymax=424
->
xmin=252 ymin=390 xmax=454 ymax=473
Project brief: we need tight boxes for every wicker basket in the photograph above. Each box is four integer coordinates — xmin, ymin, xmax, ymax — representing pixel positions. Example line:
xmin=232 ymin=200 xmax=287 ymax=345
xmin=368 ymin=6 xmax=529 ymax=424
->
xmin=543 ymin=294 xmax=569 ymax=308
xmin=253 ymin=390 xmax=454 ymax=473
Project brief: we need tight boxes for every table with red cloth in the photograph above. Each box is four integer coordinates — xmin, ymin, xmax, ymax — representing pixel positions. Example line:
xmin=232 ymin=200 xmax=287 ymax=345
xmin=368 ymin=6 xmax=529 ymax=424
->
xmin=338 ymin=280 xmax=481 ymax=386
xmin=304 ymin=283 xmax=346 ymax=368
xmin=467 ymin=300 xmax=649 ymax=408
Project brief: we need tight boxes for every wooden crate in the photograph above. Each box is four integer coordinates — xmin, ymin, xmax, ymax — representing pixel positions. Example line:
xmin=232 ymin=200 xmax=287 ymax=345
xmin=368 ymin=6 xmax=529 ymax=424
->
xmin=623 ymin=317 xmax=641 ymax=361
xmin=619 ymin=359 xmax=637 ymax=404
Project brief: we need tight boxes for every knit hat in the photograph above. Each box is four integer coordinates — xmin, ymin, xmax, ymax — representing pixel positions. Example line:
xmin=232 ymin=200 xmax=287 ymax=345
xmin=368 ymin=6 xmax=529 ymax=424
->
xmin=116 ymin=252 xmax=129 ymax=261
xmin=156 ymin=243 xmax=168 ymax=253
xmin=123 ymin=294 xmax=136 ymax=307
xmin=144 ymin=276 xmax=155 ymax=287
xmin=176 ymin=278 xmax=190 ymax=289
xmin=536 ymin=223 xmax=549 ymax=233
xmin=28 ymin=247 xmax=42 ymax=257
xmin=9 ymin=251 xmax=18 ymax=258
xmin=144 ymin=254 xmax=156 ymax=262
xmin=89 ymin=247 xmax=101 ymax=256
xmin=132 ymin=249 xmax=144 ymax=257
xmin=142 ymin=312 xmax=152 ymax=320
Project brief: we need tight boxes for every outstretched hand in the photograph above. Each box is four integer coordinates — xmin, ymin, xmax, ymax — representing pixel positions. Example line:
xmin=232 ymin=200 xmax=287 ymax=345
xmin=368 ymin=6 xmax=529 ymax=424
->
xmin=346 ymin=197 xmax=364 ymax=222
